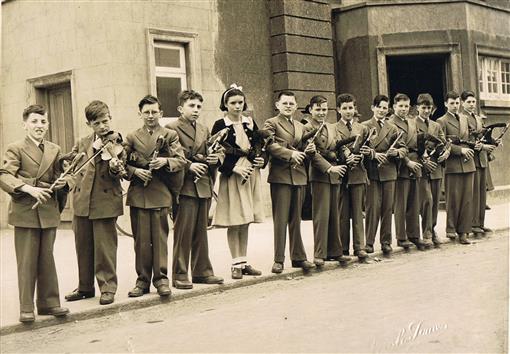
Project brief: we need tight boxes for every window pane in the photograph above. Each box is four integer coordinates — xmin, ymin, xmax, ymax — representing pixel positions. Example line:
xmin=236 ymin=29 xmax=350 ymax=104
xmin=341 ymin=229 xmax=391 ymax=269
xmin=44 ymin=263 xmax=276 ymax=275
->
xmin=155 ymin=47 xmax=181 ymax=68
xmin=156 ymin=76 xmax=182 ymax=117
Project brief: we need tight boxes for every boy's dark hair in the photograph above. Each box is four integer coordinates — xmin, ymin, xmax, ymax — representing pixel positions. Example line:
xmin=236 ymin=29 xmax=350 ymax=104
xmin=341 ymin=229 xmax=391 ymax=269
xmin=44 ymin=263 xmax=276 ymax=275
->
xmin=336 ymin=93 xmax=356 ymax=108
xmin=445 ymin=90 xmax=460 ymax=101
xmin=372 ymin=94 xmax=389 ymax=107
xmin=22 ymin=105 xmax=46 ymax=121
xmin=416 ymin=93 xmax=434 ymax=106
xmin=277 ymin=91 xmax=295 ymax=100
xmin=219 ymin=87 xmax=247 ymax=112
xmin=460 ymin=90 xmax=476 ymax=101
xmin=178 ymin=90 xmax=203 ymax=106
xmin=138 ymin=95 xmax=161 ymax=111
xmin=85 ymin=100 xmax=110 ymax=122
xmin=309 ymin=95 xmax=328 ymax=109
xmin=393 ymin=93 xmax=410 ymax=104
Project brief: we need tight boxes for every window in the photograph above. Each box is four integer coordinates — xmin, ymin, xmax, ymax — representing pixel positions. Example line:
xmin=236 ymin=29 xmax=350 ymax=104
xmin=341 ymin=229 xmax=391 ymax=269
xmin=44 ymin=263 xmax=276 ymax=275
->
xmin=478 ymin=55 xmax=510 ymax=100
xmin=147 ymin=29 xmax=202 ymax=125
xmin=154 ymin=42 xmax=187 ymax=119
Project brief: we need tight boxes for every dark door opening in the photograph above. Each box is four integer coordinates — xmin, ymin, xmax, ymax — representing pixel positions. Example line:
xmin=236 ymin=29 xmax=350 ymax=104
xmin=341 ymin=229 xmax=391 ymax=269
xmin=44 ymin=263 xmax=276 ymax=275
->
xmin=387 ymin=54 xmax=447 ymax=120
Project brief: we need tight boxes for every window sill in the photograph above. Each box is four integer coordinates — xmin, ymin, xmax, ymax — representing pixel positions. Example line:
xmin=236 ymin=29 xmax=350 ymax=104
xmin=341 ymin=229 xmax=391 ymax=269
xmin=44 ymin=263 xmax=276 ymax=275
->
xmin=480 ymin=99 xmax=510 ymax=108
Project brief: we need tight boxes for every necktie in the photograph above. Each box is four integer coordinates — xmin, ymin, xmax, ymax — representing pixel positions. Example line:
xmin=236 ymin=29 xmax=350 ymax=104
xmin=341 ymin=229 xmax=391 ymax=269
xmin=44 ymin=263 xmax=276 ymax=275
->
xmin=191 ymin=121 xmax=196 ymax=130
xmin=377 ymin=119 xmax=384 ymax=129
xmin=148 ymin=130 xmax=153 ymax=135
xmin=346 ymin=121 xmax=352 ymax=132
xmin=38 ymin=143 xmax=44 ymax=152
xmin=454 ymin=113 xmax=460 ymax=121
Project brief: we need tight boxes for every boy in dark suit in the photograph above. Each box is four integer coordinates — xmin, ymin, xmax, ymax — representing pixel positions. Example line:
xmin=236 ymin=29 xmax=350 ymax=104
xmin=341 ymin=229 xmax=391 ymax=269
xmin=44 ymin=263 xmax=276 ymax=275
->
xmin=335 ymin=94 xmax=372 ymax=262
xmin=437 ymin=91 xmax=476 ymax=244
xmin=264 ymin=91 xmax=315 ymax=273
xmin=414 ymin=94 xmax=449 ymax=247
xmin=389 ymin=93 xmax=427 ymax=250
xmin=65 ymin=100 xmax=125 ymax=305
xmin=165 ymin=90 xmax=224 ymax=289
xmin=460 ymin=90 xmax=495 ymax=238
xmin=363 ymin=95 xmax=405 ymax=256
xmin=124 ymin=95 xmax=186 ymax=297
xmin=0 ymin=105 xmax=69 ymax=322
xmin=303 ymin=95 xmax=350 ymax=267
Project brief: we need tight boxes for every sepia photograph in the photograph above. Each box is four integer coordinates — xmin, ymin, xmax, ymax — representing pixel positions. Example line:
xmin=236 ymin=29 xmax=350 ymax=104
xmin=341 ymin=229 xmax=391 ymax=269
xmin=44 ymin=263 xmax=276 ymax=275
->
xmin=0 ymin=0 xmax=509 ymax=352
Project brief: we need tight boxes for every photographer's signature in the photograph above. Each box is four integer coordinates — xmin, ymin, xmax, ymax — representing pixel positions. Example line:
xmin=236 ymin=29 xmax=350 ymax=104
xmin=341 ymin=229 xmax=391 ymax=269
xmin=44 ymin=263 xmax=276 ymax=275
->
xmin=392 ymin=321 xmax=448 ymax=346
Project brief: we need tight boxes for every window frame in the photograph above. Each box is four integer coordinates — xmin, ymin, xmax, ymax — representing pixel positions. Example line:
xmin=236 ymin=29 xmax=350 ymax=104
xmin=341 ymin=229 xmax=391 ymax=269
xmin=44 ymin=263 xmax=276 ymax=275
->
xmin=146 ymin=28 xmax=202 ymax=120
xmin=475 ymin=45 xmax=510 ymax=108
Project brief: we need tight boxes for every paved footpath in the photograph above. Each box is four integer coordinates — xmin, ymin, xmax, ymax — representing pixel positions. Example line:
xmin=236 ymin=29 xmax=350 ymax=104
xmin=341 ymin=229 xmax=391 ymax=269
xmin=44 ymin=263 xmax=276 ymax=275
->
xmin=1 ymin=202 xmax=508 ymax=335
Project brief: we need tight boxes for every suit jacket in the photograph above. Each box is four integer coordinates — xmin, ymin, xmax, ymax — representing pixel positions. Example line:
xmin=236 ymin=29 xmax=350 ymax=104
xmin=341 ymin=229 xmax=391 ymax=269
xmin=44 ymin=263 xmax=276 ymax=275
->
xmin=69 ymin=134 xmax=124 ymax=219
xmin=335 ymin=120 xmax=369 ymax=185
xmin=264 ymin=114 xmax=312 ymax=186
xmin=125 ymin=125 xmax=186 ymax=209
xmin=304 ymin=118 xmax=342 ymax=184
xmin=0 ymin=137 xmax=64 ymax=228
xmin=437 ymin=112 xmax=476 ymax=174
xmin=362 ymin=117 xmax=404 ymax=182
xmin=461 ymin=110 xmax=488 ymax=168
xmin=211 ymin=116 xmax=268 ymax=177
xmin=414 ymin=116 xmax=445 ymax=180
xmin=165 ymin=117 xmax=218 ymax=199
xmin=389 ymin=114 xmax=421 ymax=179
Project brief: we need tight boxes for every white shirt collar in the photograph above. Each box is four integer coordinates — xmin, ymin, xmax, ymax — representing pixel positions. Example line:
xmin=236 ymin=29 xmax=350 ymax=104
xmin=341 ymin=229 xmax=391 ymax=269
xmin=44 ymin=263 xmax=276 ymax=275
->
xmin=341 ymin=118 xmax=352 ymax=126
xmin=224 ymin=115 xmax=253 ymax=129
xmin=27 ymin=135 xmax=44 ymax=147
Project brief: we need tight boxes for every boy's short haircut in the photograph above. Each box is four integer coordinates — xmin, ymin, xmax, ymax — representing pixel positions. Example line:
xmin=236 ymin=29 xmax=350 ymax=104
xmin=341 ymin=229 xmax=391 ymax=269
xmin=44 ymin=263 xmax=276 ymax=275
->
xmin=372 ymin=94 xmax=389 ymax=107
xmin=85 ymin=100 xmax=110 ymax=122
xmin=178 ymin=90 xmax=204 ymax=106
xmin=309 ymin=95 xmax=328 ymax=109
xmin=460 ymin=90 xmax=476 ymax=101
xmin=336 ymin=93 xmax=356 ymax=107
xmin=416 ymin=93 xmax=434 ymax=106
xmin=444 ymin=90 xmax=460 ymax=101
xmin=277 ymin=91 xmax=295 ymax=100
xmin=22 ymin=105 xmax=46 ymax=121
xmin=393 ymin=93 xmax=410 ymax=104
xmin=138 ymin=95 xmax=161 ymax=111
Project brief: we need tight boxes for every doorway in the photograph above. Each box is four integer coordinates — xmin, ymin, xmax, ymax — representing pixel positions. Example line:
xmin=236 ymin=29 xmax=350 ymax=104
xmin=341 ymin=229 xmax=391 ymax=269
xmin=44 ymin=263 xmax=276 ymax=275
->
xmin=387 ymin=54 xmax=447 ymax=120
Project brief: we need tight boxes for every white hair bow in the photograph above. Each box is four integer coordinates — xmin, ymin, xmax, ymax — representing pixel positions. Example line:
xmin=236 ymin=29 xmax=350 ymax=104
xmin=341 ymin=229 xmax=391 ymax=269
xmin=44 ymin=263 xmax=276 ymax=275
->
xmin=229 ymin=83 xmax=243 ymax=91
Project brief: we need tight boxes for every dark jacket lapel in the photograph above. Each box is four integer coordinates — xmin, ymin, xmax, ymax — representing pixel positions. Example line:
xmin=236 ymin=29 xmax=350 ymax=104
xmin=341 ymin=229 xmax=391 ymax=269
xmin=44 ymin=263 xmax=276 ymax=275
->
xmin=36 ymin=142 xmax=59 ymax=179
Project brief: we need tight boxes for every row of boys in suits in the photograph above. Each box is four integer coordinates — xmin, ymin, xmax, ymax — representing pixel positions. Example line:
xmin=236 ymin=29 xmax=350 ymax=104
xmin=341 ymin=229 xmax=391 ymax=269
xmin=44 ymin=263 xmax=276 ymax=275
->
xmin=263 ymin=89 xmax=495 ymax=274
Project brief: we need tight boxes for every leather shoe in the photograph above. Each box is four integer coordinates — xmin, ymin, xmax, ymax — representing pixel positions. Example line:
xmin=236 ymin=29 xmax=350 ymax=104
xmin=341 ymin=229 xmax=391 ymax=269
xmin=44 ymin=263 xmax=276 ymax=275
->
xmin=485 ymin=204 xmax=491 ymax=210
xmin=382 ymin=244 xmax=393 ymax=254
xmin=38 ymin=307 xmax=69 ymax=317
xmin=231 ymin=267 xmax=243 ymax=279
xmin=409 ymin=238 xmax=426 ymax=250
xmin=314 ymin=258 xmax=325 ymax=267
xmin=271 ymin=262 xmax=284 ymax=274
xmin=446 ymin=232 xmax=457 ymax=240
xmin=291 ymin=260 xmax=315 ymax=271
xmin=19 ymin=311 xmax=35 ymax=323
xmin=242 ymin=265 xmax=262 ymax=276
xmin=481 ymin=226 xmax=493 ymax=233
xmin=128 ymin=286 xmax=149 ymax=297
xmin=472 ymin=227 xmax=484 ymax=234
xmin=354 ymin=249 xmax=368 ymax=259
xmin=172 ymin=279 xmax=193 ymax=290
xmin=99 ymin=292 xmax=115 ymax=305
xmin=192 ymin=275 xmax=224 ymax=284
xmin=365 ymin=244 xmax=374 ymax=254
xmin=397 ymin=240 xmax=413 ymax=249
xmin=65 ymin=289 xmax=95 ymax=302
xmin=459 ymin=233 xmax=471 ymax=245
xmin=421 ymin=238 xmax=434 ymax=248
xmin=433 ymin=237 xmax=444 ymax=247
xmin=157 ymin=284 xmax=171 ymax=297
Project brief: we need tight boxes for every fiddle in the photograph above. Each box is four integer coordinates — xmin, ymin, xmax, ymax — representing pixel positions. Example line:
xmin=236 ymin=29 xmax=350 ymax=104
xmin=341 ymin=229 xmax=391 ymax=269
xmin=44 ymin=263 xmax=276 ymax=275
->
xmin=93 ymin=131 xmax=128 ymax=178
